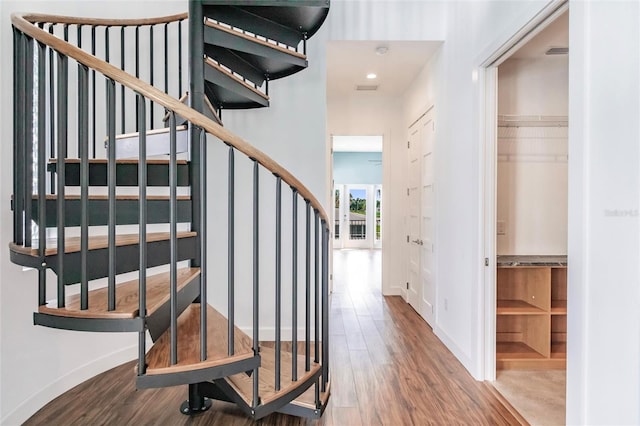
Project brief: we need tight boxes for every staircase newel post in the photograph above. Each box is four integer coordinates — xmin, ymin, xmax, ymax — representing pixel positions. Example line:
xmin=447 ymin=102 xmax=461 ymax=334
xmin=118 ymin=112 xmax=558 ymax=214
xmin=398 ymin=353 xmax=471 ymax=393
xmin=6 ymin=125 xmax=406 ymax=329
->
xmin=188 ymin=0 xmax=205 ymax=283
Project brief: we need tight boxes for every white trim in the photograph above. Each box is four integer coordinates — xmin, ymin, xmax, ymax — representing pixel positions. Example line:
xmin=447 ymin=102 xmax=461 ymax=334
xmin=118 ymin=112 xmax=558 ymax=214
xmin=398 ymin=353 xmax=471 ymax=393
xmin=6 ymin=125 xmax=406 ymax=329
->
xmin=1 ymin=345 xmax=139 ymax=425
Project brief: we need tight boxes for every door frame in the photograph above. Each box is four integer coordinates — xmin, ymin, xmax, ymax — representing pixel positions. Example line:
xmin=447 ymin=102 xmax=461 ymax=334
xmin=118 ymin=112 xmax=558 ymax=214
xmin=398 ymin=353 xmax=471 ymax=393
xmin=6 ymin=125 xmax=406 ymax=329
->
xmin=479 ymin=1 xmax=569 ymax=381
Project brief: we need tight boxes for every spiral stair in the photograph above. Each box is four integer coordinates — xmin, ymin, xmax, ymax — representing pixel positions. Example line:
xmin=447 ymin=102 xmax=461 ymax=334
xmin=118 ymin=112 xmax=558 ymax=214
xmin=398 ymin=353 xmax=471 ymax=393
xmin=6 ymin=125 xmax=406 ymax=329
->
xmin=9 ymin=1 xmax=330 ymax=420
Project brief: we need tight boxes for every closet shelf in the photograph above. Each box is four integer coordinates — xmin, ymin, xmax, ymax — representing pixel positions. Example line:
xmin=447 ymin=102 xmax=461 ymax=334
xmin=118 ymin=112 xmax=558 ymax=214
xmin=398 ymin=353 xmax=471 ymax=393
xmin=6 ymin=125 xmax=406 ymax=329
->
xmin=498 ymin=114 xmax=568 ymax=128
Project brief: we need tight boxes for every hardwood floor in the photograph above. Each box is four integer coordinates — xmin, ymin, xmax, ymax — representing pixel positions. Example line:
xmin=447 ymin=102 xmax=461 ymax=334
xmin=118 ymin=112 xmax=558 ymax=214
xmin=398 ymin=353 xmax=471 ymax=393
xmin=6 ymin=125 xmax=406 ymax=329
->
xmin=25 ymin=249 xmax=519 ymax=425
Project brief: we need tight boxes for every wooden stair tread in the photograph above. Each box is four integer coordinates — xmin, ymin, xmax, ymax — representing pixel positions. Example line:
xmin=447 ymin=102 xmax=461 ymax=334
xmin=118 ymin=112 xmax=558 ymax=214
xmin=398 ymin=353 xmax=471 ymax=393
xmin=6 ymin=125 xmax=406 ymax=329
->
xmin=10 ymin=231 xmax=197 ymax=257
xmin=205 ymin=57 xmax=269 ymax=101
xmin=38 ymin=268 xmax=200 ymax=319
xmin=226 ymin=344 xmax=321 ymax=406
xmin=145 ymin=303 xmax=254 ymax=375
xmin=205 ymin=20 xmax=307 ymax=60
xmin=49 ymin=158 xmax=188 ymax=165
xmin=293 ymin=380 xmax=330 ymax=409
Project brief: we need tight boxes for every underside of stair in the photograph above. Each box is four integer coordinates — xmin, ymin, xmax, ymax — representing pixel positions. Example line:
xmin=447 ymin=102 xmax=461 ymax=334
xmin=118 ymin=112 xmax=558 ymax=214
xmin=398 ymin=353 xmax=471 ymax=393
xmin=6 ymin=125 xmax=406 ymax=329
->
xmin=204 ymin=58 xmax=270 ymax=110
xmin=204 ymin=20 xmax=307 ymax=85
xmin=202 ymin=2 xmax=330 ymax=47
xmin=138 ymin=303 xmax=259 ymax=389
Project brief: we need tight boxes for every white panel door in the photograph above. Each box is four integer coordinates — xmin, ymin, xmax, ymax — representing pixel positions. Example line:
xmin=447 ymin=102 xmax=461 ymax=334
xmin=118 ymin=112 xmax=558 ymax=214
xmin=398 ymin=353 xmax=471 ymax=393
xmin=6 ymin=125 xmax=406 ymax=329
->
xmin=407 ymin=125 xmax=422 ymax=312
xmin=420 ymin=112 xmax=436 ymax=326
xmin=344 ymin=185 xmax=371 ymax=248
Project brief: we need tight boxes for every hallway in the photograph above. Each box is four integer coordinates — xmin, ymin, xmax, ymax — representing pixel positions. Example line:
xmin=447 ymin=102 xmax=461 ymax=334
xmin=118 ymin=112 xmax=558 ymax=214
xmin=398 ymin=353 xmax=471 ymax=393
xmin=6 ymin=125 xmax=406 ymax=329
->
xmin=25 ymin=249 xmax=518 ymax=425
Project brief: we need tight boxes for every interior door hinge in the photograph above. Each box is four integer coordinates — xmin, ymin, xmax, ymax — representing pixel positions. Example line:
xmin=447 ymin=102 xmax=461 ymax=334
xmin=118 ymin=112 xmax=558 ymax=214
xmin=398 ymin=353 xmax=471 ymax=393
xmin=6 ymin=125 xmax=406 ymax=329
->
xmin=406 ymin=282 xmax=409 ymax=289
xmin=485 ymin=257 xmax=489 ymax=266
xmin=407 ymin=188 xmax=410 ymax=196
xmin=407 ymin=141 xmax=410 ymax=149
xmin=406 ymin=235 xmax=410 ymax=243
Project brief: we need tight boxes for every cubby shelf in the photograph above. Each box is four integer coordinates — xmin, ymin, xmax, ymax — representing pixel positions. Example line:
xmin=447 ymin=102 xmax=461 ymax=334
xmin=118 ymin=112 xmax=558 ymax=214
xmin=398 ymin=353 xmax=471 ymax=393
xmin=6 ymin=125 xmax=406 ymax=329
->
xmin=496 ymin=257 xmax=567 ymax=370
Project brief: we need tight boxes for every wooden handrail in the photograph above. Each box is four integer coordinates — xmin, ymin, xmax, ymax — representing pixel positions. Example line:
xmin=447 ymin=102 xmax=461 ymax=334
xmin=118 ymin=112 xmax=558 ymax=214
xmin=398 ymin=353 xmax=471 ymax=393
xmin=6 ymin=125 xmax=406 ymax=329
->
xmin=12 ymin=12 xmax=329 ymax=223
xmin=20 ymin=12 xmax=188 ymax=27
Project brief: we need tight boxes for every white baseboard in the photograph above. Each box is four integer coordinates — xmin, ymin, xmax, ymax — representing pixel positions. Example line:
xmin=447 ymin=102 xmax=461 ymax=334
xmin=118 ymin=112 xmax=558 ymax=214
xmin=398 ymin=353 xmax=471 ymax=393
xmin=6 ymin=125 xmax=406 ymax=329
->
xmin=1 ymin=345 xmax=138 ymax=426
xmin=433 ymin=325 xmax=476 ymax=378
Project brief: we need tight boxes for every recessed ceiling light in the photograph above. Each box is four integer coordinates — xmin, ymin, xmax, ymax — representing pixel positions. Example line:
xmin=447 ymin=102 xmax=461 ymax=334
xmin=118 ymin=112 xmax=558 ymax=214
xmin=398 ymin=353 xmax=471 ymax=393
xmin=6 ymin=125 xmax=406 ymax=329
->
xmin=366 ymin=73 xmax=377 ymax=79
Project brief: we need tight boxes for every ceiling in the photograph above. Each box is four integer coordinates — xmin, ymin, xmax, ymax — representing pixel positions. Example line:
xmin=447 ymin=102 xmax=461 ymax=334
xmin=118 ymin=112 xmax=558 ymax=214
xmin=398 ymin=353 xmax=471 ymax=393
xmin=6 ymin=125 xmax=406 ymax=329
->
xmin=510 ymin=11 xmax=568 ymax=59
xmin=326 ymin=40 xmax=442 ymax=98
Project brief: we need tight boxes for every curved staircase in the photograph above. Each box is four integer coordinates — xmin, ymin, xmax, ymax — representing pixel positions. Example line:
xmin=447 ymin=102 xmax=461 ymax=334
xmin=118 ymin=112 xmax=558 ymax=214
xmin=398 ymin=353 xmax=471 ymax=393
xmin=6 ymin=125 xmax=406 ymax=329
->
xmin=9 ymin=1 xmax=330 ymax=420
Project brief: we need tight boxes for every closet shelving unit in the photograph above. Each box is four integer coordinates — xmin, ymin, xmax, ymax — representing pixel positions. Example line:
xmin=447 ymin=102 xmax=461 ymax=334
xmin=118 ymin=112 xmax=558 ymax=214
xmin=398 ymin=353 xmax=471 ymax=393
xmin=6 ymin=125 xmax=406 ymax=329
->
xmin=496 ymin=256 xmax=567 ymax=370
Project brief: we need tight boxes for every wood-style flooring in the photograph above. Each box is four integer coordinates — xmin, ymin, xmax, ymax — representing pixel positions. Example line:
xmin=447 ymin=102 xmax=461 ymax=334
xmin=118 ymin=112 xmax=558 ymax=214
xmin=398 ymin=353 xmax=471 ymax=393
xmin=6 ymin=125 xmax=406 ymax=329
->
xmin=25 ymin=249 xmax=519 ymax=425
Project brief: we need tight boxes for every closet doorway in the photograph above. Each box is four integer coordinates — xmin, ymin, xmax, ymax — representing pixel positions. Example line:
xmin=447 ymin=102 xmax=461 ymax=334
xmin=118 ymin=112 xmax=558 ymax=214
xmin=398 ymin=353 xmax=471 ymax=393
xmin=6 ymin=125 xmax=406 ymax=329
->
xmin=482 ymin=4 xmax=569 ymax=425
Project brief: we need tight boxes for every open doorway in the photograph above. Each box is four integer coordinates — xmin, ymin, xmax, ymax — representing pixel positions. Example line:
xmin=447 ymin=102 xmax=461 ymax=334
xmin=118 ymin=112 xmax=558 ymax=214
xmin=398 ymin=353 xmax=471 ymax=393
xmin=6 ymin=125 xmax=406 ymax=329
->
xmin=333 ymin=135 xmax=383 ymax=250
xmin=481 ymin=4 xmax=568 ymax=425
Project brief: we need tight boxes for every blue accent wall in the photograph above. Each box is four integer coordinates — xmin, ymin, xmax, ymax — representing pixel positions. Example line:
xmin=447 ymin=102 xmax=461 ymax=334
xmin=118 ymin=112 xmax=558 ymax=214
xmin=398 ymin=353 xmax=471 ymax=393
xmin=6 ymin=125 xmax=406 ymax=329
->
xmin=333 ymin=152 xmax=382 ymax=184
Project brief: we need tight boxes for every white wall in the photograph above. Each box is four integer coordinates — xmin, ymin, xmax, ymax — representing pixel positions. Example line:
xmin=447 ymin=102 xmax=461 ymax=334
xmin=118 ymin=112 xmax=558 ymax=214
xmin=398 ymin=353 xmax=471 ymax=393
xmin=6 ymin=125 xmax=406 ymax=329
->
xmin=567 ymin=1 xmax=640 ymax=424
xmin=0 ymin=1 xmax=187 ymax=424
xmin=497 ymin=56 xmax=568 ymax=255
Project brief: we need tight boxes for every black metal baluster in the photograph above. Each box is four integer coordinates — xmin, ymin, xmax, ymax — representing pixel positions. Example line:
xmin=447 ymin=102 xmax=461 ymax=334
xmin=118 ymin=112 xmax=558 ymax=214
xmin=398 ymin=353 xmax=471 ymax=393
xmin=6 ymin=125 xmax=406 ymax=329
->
xmin=56 ymin=52 xmax=68 ymax=308
xmin=164 ymin=23 xmax=168 ymax=97
xmin=78 ymin=64 xmax=89 ymax=310
xmin=77 ymin=25 xmax=82 ymax=155
xmin=49 ymin=24 xmax=56 ymax=191
xmin=314 ymin=210 xmax=320 ymax=364
xmin=137 ymin=94 xmax=147 ymax=375
xmin=199 ymin=129 xmax=207 ymax=362
xmin=149 ymin=25 xmax=154 ymax=129
xmin=121 ymin=26 xmax=125 ymax=134
xmin=228 ymin=145 xmax=235 ymax=356
xmin=24 ymin=36 xmax=34 ymax=248
xmin=135 ymin=25 xmax=140 ymax=131
xmin=105 ymin=26 xmax=110 ymax=63
xmin=178 ymin=20 xmax=183 ymax=96
xmin=169 ymin=113 xmax=178 ymax=365
xmin=305 ymin=201 xmax=311 ymax=371
xmin=292 ymin=189 xmax=298 ymax=381
xmin=37 ymin=39 xmax=47 ymax=306
xmin=321 ymin=222 xmax=330 ymax=392
xmin=106 ymin=79 xmax=116 ymax=311
xmin=91 ymin=26 xmax=96 ymax=158
xmin=252 ymin=159 xmax=260 ymax=409
xmin=275 ymin=176 xmax=282 ymax=392
xmin=13 ymin=29 xmax=24 ymax=246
